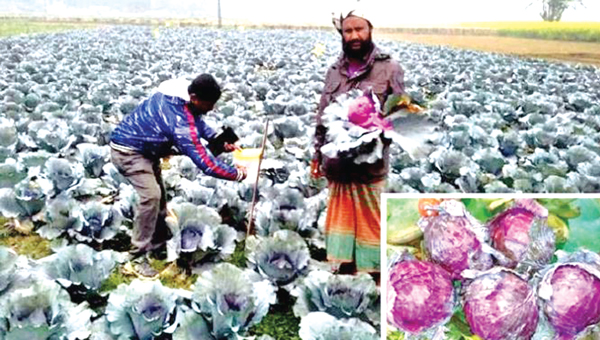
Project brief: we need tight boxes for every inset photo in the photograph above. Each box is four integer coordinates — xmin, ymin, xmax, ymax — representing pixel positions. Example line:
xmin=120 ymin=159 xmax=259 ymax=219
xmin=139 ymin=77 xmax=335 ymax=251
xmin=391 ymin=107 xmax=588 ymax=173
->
xmin=383 ymin=196 xmax=600 ymax=340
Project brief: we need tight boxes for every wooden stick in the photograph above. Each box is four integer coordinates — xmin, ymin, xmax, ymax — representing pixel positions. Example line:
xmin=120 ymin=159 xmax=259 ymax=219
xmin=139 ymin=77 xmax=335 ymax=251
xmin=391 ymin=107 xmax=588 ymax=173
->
xmin=247 ymin=119 xmax=269 ymax=237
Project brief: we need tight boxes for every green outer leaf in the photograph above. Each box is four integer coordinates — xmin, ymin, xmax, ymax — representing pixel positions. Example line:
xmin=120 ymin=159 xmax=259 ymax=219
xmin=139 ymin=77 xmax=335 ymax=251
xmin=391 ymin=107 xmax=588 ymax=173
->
xmin=537 ymin=199 xmax=581 ymax=219
xmin=445 ymin=309 xmax=475 ymax=340
xmin=387 ymin=199 xmax=421 ymax=244
xmin=387 ymin=330 xmax=405 ymax=340
xmin=461 ymin=199 xmax=494 ymax=223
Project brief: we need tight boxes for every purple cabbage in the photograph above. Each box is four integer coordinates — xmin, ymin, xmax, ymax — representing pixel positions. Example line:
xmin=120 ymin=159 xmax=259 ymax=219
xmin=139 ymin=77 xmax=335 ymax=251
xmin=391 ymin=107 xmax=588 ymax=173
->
xmin=463 ymin=268 xmax=538 ymax=340
xmin=419 ymin=200 xmax=492 ymax=279
xmin=487 ymin=199 xmax=554 ymax=269
xmin=387 ymin=259 xmax=455 ymax=335
xmin=538 ymin=250 xmax=600 ymax=340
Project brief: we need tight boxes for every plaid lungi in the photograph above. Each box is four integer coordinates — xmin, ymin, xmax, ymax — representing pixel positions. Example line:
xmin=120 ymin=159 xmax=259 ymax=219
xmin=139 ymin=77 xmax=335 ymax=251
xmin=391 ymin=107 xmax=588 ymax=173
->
xmin=325 ymin=180 xmax=383 ymax=273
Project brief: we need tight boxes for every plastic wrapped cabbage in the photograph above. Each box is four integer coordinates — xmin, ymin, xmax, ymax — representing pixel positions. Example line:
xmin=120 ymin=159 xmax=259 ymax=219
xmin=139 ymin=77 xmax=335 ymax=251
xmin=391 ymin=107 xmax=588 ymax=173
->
xmin=487 ymin=199 xmax=555 ymax=270
xmin=463 ymin=267 xmax=538 ymax=340
xmin=538 ymin=250 xmax=600 ymax=340
xmin=387 ymin=256 xmax=455 ymax=337
xmin=419 ymin=200 xmax=492 ymax=279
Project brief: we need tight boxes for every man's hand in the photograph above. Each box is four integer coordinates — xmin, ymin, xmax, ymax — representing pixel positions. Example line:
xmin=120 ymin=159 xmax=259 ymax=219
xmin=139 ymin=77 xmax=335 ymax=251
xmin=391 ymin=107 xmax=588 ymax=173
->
xmin=224 ymin=143 xmax=241 ymax=153
xmin=314 ymin=125 xmax=328 ymax=147
xmin=310 ymin=153 xmax=324 ymax=179
xmin=236 ymin=164 xmax=248 ymax=181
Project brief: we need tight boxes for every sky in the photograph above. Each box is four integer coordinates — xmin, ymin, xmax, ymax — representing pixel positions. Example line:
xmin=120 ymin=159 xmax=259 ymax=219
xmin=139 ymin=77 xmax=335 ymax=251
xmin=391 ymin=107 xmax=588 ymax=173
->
xmin=8 ymin=0 xmax=600 ymax=25
xmin=198 ymin=0 xmax=599 ymax=25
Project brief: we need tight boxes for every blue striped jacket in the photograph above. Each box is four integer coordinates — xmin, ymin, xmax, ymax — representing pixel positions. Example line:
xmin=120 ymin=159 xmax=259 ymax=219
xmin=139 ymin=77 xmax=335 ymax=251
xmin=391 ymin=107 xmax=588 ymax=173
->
xmin=110 ymin=91 xmax=242 ymax=181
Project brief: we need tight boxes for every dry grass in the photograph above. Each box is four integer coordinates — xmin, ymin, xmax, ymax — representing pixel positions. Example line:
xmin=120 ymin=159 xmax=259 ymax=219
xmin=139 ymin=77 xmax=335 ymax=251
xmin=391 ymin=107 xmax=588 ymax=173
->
xmin=378 ymin=32 xmax=600 ymax=66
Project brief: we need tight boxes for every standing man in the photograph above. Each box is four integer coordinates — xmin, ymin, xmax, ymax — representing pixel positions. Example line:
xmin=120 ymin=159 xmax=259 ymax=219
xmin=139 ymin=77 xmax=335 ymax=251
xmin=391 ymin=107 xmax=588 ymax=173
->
xmin=110 ymin=74 xmax=246 ymax=264
xmin=313 ymin=9 xmax=405 ymax=281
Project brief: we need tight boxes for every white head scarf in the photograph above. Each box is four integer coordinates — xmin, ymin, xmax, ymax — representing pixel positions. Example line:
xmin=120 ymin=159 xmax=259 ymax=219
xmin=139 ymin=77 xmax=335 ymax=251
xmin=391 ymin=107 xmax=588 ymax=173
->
xmin=332 ymin=2 xmax=373 ymax=34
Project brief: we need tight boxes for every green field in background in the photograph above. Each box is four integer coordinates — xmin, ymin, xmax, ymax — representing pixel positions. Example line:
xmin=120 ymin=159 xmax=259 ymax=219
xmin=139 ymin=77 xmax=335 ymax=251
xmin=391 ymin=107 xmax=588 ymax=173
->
xmin=2 ymin=17 xmax=600 ymax=42
xmin=460 ymin=21 xmax=600 ymax=42
xmin=0 ymin=18 xmax=97 ymax=37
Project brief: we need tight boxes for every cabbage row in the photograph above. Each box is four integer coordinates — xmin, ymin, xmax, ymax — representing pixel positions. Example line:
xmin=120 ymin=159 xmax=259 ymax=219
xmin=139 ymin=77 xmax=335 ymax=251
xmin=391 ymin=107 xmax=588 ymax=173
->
xmin=0 ymin=26 xmax=386 ymax=339
xmin=0 ymin=23 xmax=598 ymax=338
xmin=0 ymin=238 xmax=381 ymax=339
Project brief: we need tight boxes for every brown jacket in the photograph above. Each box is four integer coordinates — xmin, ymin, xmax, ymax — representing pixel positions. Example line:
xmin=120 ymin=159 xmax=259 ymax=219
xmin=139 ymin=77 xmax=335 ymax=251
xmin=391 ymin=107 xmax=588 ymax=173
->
xmin=316 ymin=46 xmax=405 ymax=183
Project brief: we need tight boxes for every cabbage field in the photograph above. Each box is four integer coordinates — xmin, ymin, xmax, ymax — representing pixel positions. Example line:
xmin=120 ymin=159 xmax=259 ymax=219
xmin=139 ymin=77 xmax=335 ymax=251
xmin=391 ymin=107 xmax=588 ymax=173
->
xmin=386 ymin=198 xmax=600 ymax=340
xmin=0 ymin=26 xmax=387 ymax=340
xmin=0 ymin=24 xmax=599 ymax=339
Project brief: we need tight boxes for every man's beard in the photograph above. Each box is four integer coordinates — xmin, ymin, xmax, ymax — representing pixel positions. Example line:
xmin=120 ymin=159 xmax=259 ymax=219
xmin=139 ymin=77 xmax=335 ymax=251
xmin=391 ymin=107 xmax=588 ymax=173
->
xmin=342 ymin=36 xmax=374 ymax=60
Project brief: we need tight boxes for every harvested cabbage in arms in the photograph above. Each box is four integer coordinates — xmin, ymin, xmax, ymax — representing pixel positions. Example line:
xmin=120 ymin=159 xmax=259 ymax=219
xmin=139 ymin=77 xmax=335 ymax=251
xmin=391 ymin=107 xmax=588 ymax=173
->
xmin=320 ymin=90 xmax=438 ymax=164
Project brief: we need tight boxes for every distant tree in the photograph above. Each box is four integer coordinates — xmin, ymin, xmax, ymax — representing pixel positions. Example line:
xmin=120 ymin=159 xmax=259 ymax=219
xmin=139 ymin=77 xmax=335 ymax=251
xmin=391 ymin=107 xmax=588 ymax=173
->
xmin=529 ymin=0 xmax=584 ymax=22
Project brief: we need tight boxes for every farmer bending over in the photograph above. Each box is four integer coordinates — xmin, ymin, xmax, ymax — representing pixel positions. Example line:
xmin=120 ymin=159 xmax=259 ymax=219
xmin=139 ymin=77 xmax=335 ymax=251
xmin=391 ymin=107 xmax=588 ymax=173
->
xmin=110 ymin=74 xmax=246 ymax=264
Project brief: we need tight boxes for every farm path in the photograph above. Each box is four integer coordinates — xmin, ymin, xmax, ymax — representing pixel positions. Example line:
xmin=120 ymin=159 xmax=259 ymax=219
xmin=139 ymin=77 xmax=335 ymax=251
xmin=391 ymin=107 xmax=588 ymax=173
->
xmin=379 ymin=32 xmax=600 ymax=67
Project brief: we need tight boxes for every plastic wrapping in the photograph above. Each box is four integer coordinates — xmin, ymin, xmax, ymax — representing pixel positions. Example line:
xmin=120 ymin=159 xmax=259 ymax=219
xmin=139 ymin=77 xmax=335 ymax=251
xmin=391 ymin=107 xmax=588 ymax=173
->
xmin=463 ymin=267 xmax=538 ymax=340
xmin=387 ymin=254 xmax=455 ymax=336
xmin=487 ymin=199 xmax=555 ymax=270
xmin=538 ymin=250 xmax=600 ymax=340
xmin=419 ymin=200 xmax=493 ymax=279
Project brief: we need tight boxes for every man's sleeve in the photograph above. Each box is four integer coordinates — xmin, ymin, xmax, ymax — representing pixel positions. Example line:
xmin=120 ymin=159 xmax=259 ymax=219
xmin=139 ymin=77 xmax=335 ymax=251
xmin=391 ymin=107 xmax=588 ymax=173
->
xmin=195 ymin=116 xmax=218 ymax=142
xmin=389 ymin=61 xmax=406 ymax=95
xmin=174 ymin=112 xmax=243 ymax=181
xmin=316 ymin=67 xmax=335 ymax=127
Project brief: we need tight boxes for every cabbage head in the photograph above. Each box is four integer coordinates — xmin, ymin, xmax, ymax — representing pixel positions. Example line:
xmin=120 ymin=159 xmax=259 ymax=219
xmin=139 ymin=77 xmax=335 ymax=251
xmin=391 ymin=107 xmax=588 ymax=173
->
xmin=166 ymin=202 xmax=237 ymax=267
xmin=0 ymin=277 xmax=93 ymax=340
xmin=191 ymin=263 xmax=276 ymax=338
xmin=387 ymin=258 xmax=455 ymax=336
xmin=292 ymin=270 xmax=379 ymax=326
xmin=538 ymin=250 xmax=600 ymax=340
xmin=0 ymin=176 xmax=46 ymax=219
xmin=487 ymin=199 xmax=555 ymax=270
xmin=419 ymin=200 xmax=492 ymax=279
xmin=105 ymin=279 xmax=178 ymax=340
xmin=40 ymin=244 xmax=123 ymax=291
xmin=43 ymin=158 xmax=85 ymax=195
xmin=298 ymin=312 xmax=378 ymax=340
xmin=246 ymin=230 xmax=310 ymax=285
xmin=75 ymin=143 xmax=110 ymax=178
xmin=39 ymin=194 xmax=84 ymax=239
xmin=67 ymin=201 xmax=122 ymax=243
xmin=463 ymin=267 xmax=538 ymax=340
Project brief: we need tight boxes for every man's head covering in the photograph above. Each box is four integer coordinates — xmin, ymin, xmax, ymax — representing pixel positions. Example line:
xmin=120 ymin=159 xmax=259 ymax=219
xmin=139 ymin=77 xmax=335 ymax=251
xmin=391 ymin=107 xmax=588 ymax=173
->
xmin=332 ymin=4 xmax=373 ymax=35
